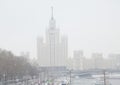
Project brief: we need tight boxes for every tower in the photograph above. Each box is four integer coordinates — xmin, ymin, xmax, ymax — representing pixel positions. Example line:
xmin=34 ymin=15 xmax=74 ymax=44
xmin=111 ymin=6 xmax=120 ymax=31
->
xmin=37 ymin=7 xmax=68 ymax=67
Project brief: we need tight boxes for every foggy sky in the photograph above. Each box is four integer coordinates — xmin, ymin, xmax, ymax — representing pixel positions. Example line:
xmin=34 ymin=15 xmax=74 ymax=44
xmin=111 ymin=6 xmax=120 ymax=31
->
xmin=0 ymin=0 xmax=120 ymax=58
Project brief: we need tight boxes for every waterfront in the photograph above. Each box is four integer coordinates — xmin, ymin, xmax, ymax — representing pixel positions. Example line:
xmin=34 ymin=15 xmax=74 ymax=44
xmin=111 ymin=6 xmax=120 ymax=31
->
xmin=71 ymin=78 xmax=120 ymax=85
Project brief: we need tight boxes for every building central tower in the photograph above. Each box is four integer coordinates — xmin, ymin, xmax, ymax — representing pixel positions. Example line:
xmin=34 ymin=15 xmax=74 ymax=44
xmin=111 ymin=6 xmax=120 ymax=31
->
xmin=37 ymin=7 xmax=68 ymax=67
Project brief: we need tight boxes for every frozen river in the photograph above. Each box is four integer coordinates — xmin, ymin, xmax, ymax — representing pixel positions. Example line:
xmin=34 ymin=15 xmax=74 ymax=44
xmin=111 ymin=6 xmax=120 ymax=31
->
xmin=71 ymin=78 xmax=120 ymax=85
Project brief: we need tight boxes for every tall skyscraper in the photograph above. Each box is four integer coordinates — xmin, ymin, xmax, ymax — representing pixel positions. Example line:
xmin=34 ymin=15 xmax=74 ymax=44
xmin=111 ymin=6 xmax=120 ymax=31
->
xmin=37 ymin=7 xmax=68 ymax=67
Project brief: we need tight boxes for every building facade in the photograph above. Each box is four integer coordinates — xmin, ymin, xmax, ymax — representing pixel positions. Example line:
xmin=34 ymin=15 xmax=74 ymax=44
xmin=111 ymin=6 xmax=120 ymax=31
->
xmin=73 ymin=50 xmax=84 ymax=70
xmin=37 ymin=9 xmax=68 ymax=67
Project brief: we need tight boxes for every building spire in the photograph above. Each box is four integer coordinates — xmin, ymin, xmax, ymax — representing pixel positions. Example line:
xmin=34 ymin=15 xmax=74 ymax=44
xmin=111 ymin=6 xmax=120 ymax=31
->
xmin=51 ymin=6 xmax=54 ymax=20
xmin=49 ymin=6 xmax=56 ymax=29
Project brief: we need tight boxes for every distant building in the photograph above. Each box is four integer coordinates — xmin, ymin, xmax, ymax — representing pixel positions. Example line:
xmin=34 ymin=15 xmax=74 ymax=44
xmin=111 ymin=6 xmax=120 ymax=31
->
xmin=73 ymin=50 xmax=84 ymax=70
xmin=67 ymin=57 xmax=74 ymax=70
xmin=37 ymin=8 xmax=68 ymax=67
xmin=82 ymin=58 xmax=94 ymax=70
xmin=108 ymin=54 xmax=120 ymax=70
xmin=91 ymin=53 xmax=104 ymax=69
xmin=20 ymin=52 xmax=30 ymax=59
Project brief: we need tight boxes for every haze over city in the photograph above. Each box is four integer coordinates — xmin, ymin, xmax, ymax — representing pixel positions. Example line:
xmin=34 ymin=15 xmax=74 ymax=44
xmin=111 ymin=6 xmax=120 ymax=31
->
xmin=0 ymin=0 xmax=120 ymax=85
xmin=0 ymin=0 xmax=120 ymax=58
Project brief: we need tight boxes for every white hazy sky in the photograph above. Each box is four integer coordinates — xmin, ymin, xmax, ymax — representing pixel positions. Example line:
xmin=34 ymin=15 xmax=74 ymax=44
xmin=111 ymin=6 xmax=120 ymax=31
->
xmin=0 ymin=0 xmax=120 ymax=58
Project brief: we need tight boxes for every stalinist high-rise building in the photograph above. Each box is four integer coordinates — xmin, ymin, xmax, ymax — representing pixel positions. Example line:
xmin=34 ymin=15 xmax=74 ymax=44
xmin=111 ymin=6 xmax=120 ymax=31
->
xmin=37 ymin=7 xmax=68 ymax=67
